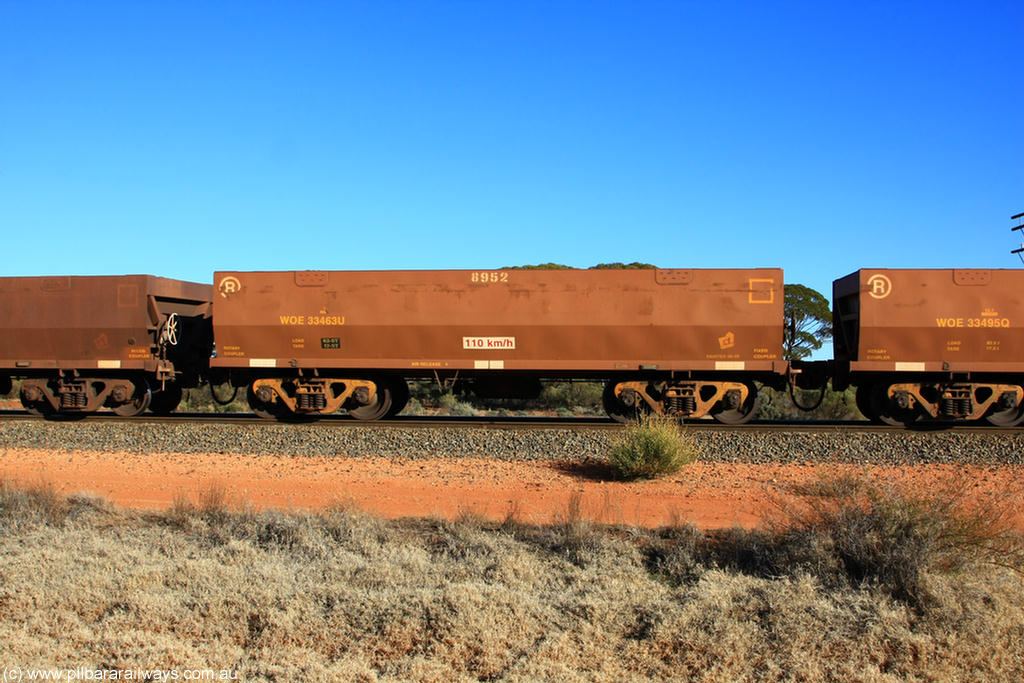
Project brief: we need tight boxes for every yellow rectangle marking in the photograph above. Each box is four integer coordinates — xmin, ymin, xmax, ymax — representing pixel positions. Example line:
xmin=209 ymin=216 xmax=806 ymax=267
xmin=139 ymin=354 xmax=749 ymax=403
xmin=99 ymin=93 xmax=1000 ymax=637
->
xmin=748 ymin=278 xmax=775 ymax=304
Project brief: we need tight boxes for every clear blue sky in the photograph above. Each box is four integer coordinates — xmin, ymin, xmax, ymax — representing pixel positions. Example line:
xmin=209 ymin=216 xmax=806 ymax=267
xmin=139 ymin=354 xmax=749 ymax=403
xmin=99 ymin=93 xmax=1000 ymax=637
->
xmin=2 ymin=0 xmax=1021 ymax=306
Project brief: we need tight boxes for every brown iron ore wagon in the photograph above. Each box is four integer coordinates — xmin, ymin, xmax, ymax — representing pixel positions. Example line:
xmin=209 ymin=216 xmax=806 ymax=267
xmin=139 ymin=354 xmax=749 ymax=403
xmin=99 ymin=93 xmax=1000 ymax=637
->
xmin=0 ymin=275 xmax=213 ymax=416
xmin=210 ymin=268 xmax=789 ymax=422
xmin=832 ymin=268 xmax=1024 ymax=426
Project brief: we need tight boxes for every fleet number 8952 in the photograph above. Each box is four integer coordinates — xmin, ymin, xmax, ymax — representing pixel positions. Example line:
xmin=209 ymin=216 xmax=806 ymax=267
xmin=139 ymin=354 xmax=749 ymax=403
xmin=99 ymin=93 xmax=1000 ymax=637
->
xmin=470 ymin=271 xmax=509 ymax=283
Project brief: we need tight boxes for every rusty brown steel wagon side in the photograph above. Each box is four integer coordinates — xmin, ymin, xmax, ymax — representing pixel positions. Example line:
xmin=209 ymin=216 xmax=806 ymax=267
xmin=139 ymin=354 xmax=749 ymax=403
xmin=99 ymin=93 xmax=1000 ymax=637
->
xmin=210 ymin=267 xmax=789 ymax=421
xmin=832 ymin=268 xmax=1024 ymax=426
xmin=0 ymin=275 xmax=213 ymax=416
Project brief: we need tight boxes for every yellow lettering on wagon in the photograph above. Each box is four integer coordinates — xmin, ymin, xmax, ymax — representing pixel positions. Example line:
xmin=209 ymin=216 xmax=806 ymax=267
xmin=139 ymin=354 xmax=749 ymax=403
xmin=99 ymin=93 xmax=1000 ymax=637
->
xmin=306 ymin=315 xmax=346 ymax=326
xmin=967 ymin=317 xmax=1010 ymax=328
xmin=935 ymin=314 xmax=1011 ymax=329
xmin=865 ymin=348 xmax=890 ymax=360
xmin=470 ymin=271 xmax=510 ymax=284
xmin=278 ymin=314 xmax=346 ymax=326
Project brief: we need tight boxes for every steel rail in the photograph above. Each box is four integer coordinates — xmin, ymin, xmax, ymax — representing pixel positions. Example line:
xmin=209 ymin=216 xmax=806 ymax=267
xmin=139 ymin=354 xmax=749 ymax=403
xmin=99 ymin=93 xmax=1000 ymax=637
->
xmin=0 ymin=409 xmax=1018 ymax=435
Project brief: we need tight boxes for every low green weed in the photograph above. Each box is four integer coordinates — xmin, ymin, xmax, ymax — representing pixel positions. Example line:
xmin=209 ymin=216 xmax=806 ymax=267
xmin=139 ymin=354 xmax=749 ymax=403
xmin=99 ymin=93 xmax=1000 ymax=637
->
xmin=607 ymin=415 xmax=700 ymax=480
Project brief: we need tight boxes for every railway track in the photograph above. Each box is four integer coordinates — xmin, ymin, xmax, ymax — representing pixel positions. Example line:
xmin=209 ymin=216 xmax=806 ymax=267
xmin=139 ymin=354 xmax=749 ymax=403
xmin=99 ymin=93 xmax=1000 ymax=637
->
xmin=0 ymin=409 xmax=1019 ymax=435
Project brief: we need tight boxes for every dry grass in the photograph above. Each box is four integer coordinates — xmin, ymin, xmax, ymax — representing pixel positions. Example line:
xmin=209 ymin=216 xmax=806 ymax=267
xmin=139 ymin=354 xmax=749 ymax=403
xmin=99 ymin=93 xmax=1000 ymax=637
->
xmin=0 ymin=475 xmax=70 ymax=529
xmin=1 ymin=477 xmax=1023 ymax=682
xmin=772 ymin=475 xmax=1024 ymax=608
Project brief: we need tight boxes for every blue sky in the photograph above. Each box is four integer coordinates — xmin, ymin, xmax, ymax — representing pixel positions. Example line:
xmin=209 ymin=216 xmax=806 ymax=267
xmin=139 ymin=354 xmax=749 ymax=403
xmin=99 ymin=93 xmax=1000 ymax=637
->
xmin=1 ymin=0 xmax=1021 ymax=305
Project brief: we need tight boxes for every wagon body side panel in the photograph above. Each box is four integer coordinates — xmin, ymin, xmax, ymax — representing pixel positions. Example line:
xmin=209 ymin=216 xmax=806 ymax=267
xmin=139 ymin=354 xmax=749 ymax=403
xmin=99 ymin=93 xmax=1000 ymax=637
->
xmin=210 ymin=268 xmax=786 ymax=375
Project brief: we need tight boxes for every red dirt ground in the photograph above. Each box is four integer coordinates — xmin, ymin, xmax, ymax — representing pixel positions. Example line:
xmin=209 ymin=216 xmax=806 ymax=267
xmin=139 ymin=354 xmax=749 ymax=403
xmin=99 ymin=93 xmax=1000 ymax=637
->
xmin=2 ymin=448 xmax=1022 ymax=529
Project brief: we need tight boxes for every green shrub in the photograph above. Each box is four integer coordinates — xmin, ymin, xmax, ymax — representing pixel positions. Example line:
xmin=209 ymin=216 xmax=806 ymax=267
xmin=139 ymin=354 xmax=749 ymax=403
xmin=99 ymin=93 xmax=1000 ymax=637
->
xmin=756 ymin=382 xmax=862 ymax=421
xmin=606 ymin=416 xmax=700 ymax=480
xmin=537 ymin=381 xmax=603 ymax=414
xmin=437 ymin=392 xmax=478 ymax=416
xmin=179 ymin=386 xmax=247 ymax=413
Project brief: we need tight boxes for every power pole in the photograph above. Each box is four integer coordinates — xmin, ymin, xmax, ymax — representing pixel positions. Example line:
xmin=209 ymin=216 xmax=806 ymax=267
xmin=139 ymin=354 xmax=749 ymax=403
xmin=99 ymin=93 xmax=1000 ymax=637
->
xmin=1012 ymin=212 xmax=1024 ymax=264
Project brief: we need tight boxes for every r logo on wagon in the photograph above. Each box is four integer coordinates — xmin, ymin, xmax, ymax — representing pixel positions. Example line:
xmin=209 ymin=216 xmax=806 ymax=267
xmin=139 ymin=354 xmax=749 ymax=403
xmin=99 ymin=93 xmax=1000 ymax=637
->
xmin=218 ymin=276 xmax=242 ymax=298
xmin=867 ymin=274 xmax=892 ymax=299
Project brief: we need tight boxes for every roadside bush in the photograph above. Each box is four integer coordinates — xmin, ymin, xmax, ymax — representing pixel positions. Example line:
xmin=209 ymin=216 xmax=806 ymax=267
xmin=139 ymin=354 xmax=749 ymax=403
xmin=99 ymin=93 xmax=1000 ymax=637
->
xmin=686 ymin=476 xmax=1024 ymax=611
xmin=437 ymin=392 xmax=479 ymax=416
xmin=779 ymin=477 xmax=1024 ymax=609
xmin=407 ymin=379 xmax=604 ymax=416
xmin=757 ymin=383 xmax=863 ymax=421
xmin=606 ymin=416 xmax=700 ymax=480
xmin=536 ymin=381 xmax=603 ymax=414
xmin=179 ymin=386 xmax=247 ymax=413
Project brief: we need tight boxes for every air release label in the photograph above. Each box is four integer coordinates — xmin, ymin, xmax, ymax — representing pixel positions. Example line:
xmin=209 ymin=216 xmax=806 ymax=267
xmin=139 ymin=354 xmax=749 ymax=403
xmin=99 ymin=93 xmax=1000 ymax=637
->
xmin=463 ymin=336 xmax=516 ymax=350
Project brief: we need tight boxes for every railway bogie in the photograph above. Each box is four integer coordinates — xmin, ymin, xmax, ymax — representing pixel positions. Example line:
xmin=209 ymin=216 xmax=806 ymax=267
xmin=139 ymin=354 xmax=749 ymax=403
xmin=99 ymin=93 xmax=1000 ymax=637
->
xmin=851 ymin=378 xmax=1024 ymax=426
xmin=18 ymin=375 xmax=153 ymax=416
xmin=602 ymin=378 xmax=763 ymax=423
xmin=243 ymin=375 xmax=400 ymax=420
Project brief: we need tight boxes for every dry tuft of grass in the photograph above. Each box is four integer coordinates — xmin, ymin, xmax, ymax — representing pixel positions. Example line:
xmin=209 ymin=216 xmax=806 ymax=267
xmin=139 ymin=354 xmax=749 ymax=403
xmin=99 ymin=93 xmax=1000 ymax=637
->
xmin=0 ymin=476 xmax=70 ymax=530
xmin=606 ymin=415 xmax=700 ymax=479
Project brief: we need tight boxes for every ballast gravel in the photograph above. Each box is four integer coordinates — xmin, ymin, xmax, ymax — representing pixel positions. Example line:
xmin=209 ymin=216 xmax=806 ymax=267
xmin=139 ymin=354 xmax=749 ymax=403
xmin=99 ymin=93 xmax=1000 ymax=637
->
xmin=0 ymin=419 xmax=1021 ymax=465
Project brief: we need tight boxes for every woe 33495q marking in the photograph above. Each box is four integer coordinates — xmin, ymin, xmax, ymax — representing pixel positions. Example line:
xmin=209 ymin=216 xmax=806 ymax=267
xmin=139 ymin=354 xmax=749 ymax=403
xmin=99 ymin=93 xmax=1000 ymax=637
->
xmin=1 ymin=267 xmax=1022 ymax=427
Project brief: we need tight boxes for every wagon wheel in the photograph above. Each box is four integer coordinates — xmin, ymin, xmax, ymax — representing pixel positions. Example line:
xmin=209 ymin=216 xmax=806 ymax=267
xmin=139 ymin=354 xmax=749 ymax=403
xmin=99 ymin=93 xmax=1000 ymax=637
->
xmin=149 ymin=383 xmax=183 ymax=415
xmin=386 ymin=379 xmax=410 ymax=418
xmin=20 ymin=388 xmax=54 ymax=416
xmin=602 ymin=381 xmax=648 ymax=423
xmin=869 ymin=384 xmax=919 ymax=427
xmin=710 ymin=382 xmax=760 ymax=425
xmin=112 ymin=379 xmax=153 ymax=417
xmin=247 ymin=385 xmax=282 ymax=420
xmin=347 ymin=381 xmax=393 ymax=421
xmin=985 ymin=405 xmax=1024 ymax=427
xmin=985 ymin=397 xmax=1024 ymax=427
xmin=854 ymin=384 xmax=882 ymax=423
